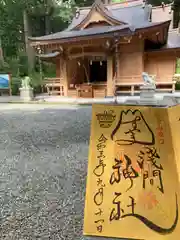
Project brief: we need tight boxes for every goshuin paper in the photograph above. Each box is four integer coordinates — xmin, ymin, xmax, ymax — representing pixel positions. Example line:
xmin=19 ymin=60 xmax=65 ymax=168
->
xmin=83 ymin=104 xmax=180 ymax=240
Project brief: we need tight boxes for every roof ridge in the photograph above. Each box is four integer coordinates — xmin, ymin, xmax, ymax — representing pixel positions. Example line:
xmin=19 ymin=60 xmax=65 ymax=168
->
xmin=72 ymin=0 xmax=126 ymax=30
xmin=109 ymin=3 xmax=144 ymax=10
xmin=152 ymin=3 xmax=172 ymax=9
xmin=78 ymin=3 xmax=144 ymax=12
xmin=106 ymin=0 xmax=143 ymax=6
xmin=78 ymin=0 xmax=143 ymax=10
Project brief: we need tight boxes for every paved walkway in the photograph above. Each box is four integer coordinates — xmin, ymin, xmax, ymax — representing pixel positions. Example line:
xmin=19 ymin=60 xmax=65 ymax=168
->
xmin=1 ymin=91 xmax=180 ymax=104
xmin=0 ymin=104 xmax=92 ymax=239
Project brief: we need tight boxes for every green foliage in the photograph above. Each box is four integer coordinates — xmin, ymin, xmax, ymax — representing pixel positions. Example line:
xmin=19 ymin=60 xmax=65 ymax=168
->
xmin=43 ymin=62 xmax=56 ymax=77
xmin=0 ymin=57 xmax=20 ymax=75
xmin=50 ymin=15 xmax=69 ymax=32
xmin=55 ymin=0 xmax=76 ymax=23
xmin=175 ymin=81 xmax=180 ymax=90
xmin=0 ymin=54 xmax=52 ymax=95
xmin=29 ymin=71 xmax=43 ymax=87
xmin=19 ymin=55 xmax=29 ymax=75
xmin=75 ymin=0 xmax=94 ymax=7
xmin=0 ymin=0 xmax=24 ymax=57
xmin=0 ymin=61 xmax=10 ymax=73
xmin=0 ymin=0 xmax=57 ymax=58
xmin=176 ymin=58 xmax=180 ymax=74
xmin=11 ymin=76 xmax=21 ymax=95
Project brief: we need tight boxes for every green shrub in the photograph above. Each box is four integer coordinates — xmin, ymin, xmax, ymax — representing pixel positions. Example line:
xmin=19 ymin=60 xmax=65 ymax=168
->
xmin=29 ymin=71 xmax=43 ymax=86
xmin=11 ymin=76 xmax=21 ymax=95
xmin=0 ymin=54 xmax=57 ymax=96
xmin=175 ymin=81 xmax=180 ymax=91
xmin=43 ymin=62 xmax=56 ymax=78
xmin=176 ymin=59 xmax=180 ymax=74
xmin=29 ymin=71 xmax=43 ymax=95
xmin=19 ymin=55 xmax=28 ymax=76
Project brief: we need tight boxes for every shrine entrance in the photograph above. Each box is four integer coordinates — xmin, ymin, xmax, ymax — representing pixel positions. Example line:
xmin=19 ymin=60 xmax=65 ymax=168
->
xmin=89 ymin=60 xmax=107 ymax=83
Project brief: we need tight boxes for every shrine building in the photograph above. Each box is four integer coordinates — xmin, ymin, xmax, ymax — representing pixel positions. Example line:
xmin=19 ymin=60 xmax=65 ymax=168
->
xmin=29 ymin=0 xmax=180 ymax=97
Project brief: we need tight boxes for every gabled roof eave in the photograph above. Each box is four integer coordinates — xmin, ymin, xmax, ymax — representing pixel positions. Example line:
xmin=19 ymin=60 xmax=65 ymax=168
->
xmin=28 ymin=21 xmax=171 ymax=47
xmin=71 ymin=0 xmax=127 ymax=31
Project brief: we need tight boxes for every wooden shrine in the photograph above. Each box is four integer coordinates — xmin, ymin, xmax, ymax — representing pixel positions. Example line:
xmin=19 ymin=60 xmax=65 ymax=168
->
xmin=29 ymin=0 xmax=180 ymax=98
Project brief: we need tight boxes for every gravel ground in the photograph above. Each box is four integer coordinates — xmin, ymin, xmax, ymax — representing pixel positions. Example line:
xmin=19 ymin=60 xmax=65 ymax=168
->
xmin=0 ymin=104 xmax=119 ymax=240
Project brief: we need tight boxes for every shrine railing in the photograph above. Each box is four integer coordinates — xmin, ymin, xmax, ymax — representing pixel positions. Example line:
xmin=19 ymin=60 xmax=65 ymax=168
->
xmin=44 ymin=77 xmax=63 ymax=86
xmin=114 ymin=75 xmax=176 ymax=96
xmin=43 ymin=78 xmax=65 ymax=96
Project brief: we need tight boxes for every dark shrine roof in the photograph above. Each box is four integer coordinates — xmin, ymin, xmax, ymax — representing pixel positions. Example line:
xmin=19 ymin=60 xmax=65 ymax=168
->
xmin=30 ymin=25 xmax=132 ymax=42
xmin=29 ymin=0 xmax=179 ymax=50
xmin=29 ymin=0 xmax=156 ymax=43
xmin=67 ymin=0 xmax=151 ymax=30
xmin=145 ymin=29 xmax=180 ymax=52
xmin=29 ymin=21 xmax=170 ymax=43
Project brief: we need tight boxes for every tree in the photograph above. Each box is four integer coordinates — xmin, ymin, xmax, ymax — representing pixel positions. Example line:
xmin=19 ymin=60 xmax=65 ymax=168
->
xmin=0 ymin=0 xmax=59 ymax=73
xmin=172 ymin=0 xmax=180 ymax=28
xmin=0 ymin=0 xmax=56 ymax=56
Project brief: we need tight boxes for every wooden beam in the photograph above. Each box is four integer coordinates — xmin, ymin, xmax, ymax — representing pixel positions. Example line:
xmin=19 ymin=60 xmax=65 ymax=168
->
xmin=29 ymin=33 xmax=115 ymax=46
xmin=68 ymin=52 xmax=107 ymax=59
xmin=59 ymin=56 xmax=68 ymax=96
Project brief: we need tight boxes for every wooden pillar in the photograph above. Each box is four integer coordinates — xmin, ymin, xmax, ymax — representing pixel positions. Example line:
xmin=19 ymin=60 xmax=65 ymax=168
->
xmin=62 ymin=57 xmax=68 ymax=96
xmin=117 ymin=54 xmax=120 ymax=78
xmin=107 ymin=55 xmax=114 ymax=96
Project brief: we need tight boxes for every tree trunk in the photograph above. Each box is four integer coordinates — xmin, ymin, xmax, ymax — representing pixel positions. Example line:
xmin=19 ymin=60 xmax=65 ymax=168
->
xmin=45 ymin=15 xmax=51 ymax=35
xmin=23 ymin=10 xmax=35 ymax=72
xmin=0 ymin=36 xmax=4 ymax=63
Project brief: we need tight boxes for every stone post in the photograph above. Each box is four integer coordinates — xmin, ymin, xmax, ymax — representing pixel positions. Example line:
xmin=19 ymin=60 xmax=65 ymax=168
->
xmin=139 ymin=84 xmax=157 ymax=105
xmin=19 ymin=76 xmax=34 ymax=102
xmin=20 ymin=87 xmax=34 ymax=102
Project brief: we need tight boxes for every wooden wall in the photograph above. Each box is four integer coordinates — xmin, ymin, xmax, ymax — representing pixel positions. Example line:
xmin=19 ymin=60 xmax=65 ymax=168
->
xmin=117 ymin=38 xmax=144 ymax=83
xmin=144 ymin=51 xmax=176 ymax=81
